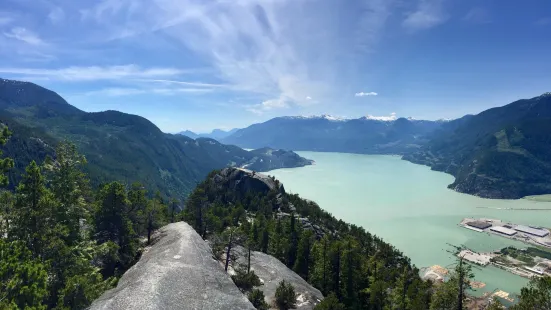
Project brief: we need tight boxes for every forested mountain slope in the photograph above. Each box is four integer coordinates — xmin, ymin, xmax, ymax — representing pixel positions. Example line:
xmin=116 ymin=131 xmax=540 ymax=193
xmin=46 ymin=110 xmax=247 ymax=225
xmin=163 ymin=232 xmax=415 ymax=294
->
xmin=403 ymin=93 xmax=551 ymax=198
xmin=0 ymin=78 xmax=311 ymax=199
xmin=222 ymin=115 xmax=444 ymax=154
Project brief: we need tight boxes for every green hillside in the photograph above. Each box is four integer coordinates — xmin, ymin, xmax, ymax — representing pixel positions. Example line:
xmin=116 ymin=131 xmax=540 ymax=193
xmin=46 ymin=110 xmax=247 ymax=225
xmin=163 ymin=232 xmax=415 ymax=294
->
xmin=403 ymin=93 xmax=551 ymax=199
xmin=0 ymin=78 xmax=311 ymax=199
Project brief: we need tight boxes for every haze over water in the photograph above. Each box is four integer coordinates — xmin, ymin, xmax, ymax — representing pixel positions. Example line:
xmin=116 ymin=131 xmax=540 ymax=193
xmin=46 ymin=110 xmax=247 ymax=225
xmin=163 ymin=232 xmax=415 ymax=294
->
xmin=269 ymin=152 xmax=551 ymax=296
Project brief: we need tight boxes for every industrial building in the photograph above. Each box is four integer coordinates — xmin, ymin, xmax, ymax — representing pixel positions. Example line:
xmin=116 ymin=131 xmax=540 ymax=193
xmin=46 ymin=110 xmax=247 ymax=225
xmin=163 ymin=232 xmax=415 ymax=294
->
xmin=490 ymin=226 xmax=517 ymax=236
xmin=466 ymin=221 xmax=492 ymax=230
xmin=514 ymin=225 xmax=550 ymax=238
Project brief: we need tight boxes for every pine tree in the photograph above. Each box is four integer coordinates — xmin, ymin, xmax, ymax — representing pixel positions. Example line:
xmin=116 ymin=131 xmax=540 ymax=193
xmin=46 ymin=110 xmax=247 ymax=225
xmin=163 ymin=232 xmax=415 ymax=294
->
xmin=44 ymin=142 xmax=90 ymax=245
xmin=0 ymin=190 xmax=13 ymax=238
xmin=287 ymin=213 xmax=298 ymax=267
xmin=0 ymin=239 xmax=48 ymax=310
xmin=294 ymin=229 xmax=313 ymax=281
xmin=0 ymin=126 xmax=14 ymax=186
xmin=94 ymin=182 xmax=137 ymax=275
xmin=275 ymin=280 xmax=297 ymax=310
xmin=11 ymin=161 xmax=54 ymax=258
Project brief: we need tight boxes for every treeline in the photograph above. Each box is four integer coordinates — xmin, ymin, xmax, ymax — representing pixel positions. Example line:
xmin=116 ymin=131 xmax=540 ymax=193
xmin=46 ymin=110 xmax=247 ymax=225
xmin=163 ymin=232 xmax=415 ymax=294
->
xmin=0 ymin=128 xmax=178 ymax=309
xmin=182 ymin=170 xmax=433 ymax=309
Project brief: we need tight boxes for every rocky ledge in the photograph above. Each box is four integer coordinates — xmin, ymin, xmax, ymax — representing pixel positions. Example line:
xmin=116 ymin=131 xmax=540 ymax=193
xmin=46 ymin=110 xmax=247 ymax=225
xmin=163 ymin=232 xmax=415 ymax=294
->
xmin=89 ymin=222 xmax=255 ymax=310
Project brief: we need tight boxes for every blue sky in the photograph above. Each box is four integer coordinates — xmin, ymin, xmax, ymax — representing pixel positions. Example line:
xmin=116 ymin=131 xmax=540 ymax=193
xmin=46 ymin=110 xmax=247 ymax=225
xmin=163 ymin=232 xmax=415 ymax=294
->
xmin=0 ymin=0 xmax=550 ymax=133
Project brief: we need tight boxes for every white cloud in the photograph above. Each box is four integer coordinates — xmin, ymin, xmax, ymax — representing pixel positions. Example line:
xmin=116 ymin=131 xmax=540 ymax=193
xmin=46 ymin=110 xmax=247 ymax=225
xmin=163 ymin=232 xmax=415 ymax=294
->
xmin=306 ymin=96 xmax=312 ymax=100
xmin=403 ymin=0 xmax=448 ymax=30
xmin=0 ymin=65 xmax=184 ymax=81
xmin=355 ymin=92 xmax=378 ymax=97
xmin=4 ymin=27 xmax=45 ymax=45
xmin=48 ymin=7 xmax=65 ymax=24
xmin=246 ymin=96 xmax=290 ymax=114
xmin=365 ymin=112 xmax=397 ymax=121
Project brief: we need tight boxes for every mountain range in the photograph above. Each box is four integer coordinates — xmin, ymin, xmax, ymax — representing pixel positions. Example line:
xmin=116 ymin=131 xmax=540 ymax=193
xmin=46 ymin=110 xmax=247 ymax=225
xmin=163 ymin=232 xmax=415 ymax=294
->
xmin=222 ymin=115 xmax=445 ymax=154
xmin=222 ymin=96 xmax=551 ymax=199
xmin=178 ymin=128 xmax=239 ymax=140
xmin=0 ymin=78 xmax=312 ymax=200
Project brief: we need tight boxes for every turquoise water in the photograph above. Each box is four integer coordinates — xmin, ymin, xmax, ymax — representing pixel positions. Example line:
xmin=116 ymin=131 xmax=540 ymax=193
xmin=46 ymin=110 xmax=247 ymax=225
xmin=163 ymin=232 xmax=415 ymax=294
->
xmin=269 ymin=152 xmax=551 ymax=296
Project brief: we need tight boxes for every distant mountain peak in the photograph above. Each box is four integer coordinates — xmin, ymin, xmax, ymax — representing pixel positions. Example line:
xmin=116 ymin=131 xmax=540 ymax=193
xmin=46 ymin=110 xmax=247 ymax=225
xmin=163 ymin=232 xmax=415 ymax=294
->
xmin=361 ymin=113 xmax=397 ymax=121
xmin=282 ymin=114 xmax=348 ymax=121
xmin=540 ymin=92 xmax=551 ymax=98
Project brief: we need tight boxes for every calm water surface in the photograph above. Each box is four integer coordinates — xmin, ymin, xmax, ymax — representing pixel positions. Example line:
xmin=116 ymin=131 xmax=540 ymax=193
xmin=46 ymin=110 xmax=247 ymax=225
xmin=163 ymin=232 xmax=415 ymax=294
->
xmin=269 ymin=152 xmax=551 ymax=296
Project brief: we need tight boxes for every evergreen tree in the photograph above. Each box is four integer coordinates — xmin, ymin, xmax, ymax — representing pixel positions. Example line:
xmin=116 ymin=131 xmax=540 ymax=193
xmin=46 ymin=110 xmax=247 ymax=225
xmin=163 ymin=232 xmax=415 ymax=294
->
xmin=94 ymin=182 xmax=138 ymax=275
xmin=0 ymin=126 xmax=14 ymax=186
xmin=44 ymin=142 xmax=90 ymax=245
xmin=430 ymin=257 xmax=474 ymax=310
xmin=294 ymin=229 xmax=314 ymax=281
xmin=10 ymin=161 xmax=54 ymax=258
xmin=510 ymin=276 xmax=551 ymax=310
xmin=275 ymin=280 xmax=297 ymax=310
xmin=287 ymin=214 xmax=298 ymax=267
xmin=248 ymin=289 xmax=269 ymax=310
xmin=0 ymin=190 xmax=13 ymax=238
xmin=128 ymin=182 xmax=148 ymax=236
xmin=314 ymin=293 xmax=345 ymax=310
xmin=0 ymin=239 xmax=48 ymax=310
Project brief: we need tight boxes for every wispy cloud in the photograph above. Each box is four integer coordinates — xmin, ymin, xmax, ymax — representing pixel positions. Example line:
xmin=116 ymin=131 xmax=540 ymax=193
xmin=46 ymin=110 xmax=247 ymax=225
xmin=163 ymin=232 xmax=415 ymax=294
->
xmin=463 ymin=7 xmax=491 ymax=24
xmin=355 ymin=91 xmax=378 ymax=97
xmin=403 ymin=0 xmax=448 ymax=31
xmin=0 ymin=65 xmax=184 ymax=81
xmin=4 ymin=27 xmax=45 ymax=45
xmin=75 ymin=0 xmax=393 ymax=110
xmin=82 ymin=87 xmax=213 ymax=97
xmin=48 ymin=7 xmax=65 ymax=24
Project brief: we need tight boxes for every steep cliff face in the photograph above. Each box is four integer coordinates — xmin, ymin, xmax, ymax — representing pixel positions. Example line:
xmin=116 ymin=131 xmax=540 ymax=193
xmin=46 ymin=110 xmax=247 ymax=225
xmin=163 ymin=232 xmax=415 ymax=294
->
xmin=214 ymin=167 xmax=285 ymax=195
xmin=89 ymin=222 xmax=255 ymax=310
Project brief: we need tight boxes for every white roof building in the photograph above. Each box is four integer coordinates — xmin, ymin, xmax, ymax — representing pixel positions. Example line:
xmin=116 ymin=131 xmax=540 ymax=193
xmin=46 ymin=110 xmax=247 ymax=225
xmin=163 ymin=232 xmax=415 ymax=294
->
xmin=514 ymin=225 xmax=550 ymax=237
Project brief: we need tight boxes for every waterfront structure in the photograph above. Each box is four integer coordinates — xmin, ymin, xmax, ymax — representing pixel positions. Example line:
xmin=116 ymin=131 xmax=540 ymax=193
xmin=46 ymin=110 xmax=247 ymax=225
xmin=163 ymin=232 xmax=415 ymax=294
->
xmin=490 ymin=226 xmax=517 ymax=236
xmin=514 ymin=225 xmax=550 ymax=237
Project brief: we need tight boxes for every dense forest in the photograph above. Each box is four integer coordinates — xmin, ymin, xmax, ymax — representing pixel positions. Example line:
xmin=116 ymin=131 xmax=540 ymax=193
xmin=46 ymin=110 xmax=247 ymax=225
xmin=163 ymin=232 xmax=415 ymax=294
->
xmin=0 ymin=128 xmax=177 ymax=309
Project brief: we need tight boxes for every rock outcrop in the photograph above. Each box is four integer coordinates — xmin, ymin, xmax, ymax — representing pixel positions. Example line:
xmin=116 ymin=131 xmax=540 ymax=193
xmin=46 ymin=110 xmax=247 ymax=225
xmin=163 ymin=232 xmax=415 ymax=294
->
xmin=214 ymin=167 xmax=285 ymax=195
xmin=235 ymin=248 xmax=323 ymax=310
xmin=89 ymin=222 xmax=254 ymax=310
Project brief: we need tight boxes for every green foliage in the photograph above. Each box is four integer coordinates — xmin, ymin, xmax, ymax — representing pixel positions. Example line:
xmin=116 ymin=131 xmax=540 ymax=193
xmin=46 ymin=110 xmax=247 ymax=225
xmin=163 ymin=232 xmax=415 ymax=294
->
xmin=0 ymin=126 xmax=14 ymax=186
xmin=0 ymin=239 xmax=48 ymax=310
xmin=231 ymin=267 xmax=262 ymax=292
xmin=0 ymin=137 xmax=179 ymax=309
xmin=275 ymin=280 xmax=297 ymax=310
xmin=430 ymin=259 xmax=474 ymax=310
xmin=94 ymin=182 xmax=139 ymax=276
xmin=511 ymin=276 xmax=551 ymax=310
xmin=248 ymin=289 xmax=269 ymax=310
xmin=313 ymin=293 xmax=345 ymax=310
xmin=486 ymin=297 xmax=504 ymax=310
